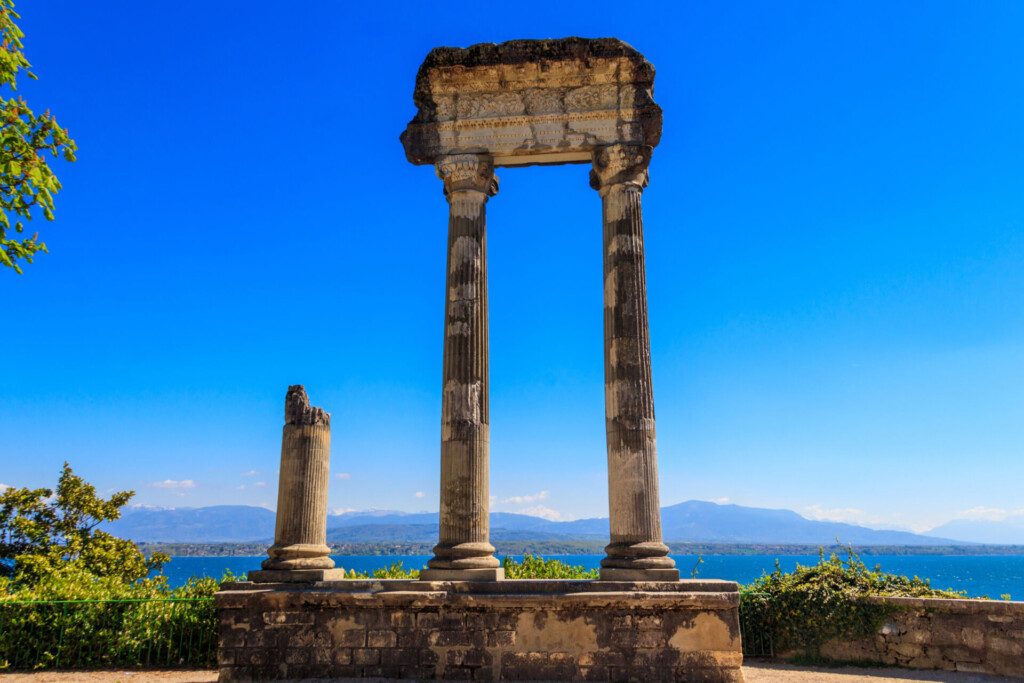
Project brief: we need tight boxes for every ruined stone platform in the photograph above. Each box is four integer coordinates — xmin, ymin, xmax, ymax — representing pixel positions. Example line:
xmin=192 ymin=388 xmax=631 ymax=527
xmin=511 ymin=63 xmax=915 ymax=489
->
xmin=216 ymin=579 xmax=744 ymax=682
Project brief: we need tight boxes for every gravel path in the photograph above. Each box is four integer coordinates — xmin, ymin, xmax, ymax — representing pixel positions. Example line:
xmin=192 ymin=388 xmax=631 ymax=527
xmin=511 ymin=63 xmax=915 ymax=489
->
xmin=744 ymin=662 xmax=1016 ymax=682
xmin=0 ymin=665 xmax=1017 ymax=682
xmin=0 ymin=672 xmax=216 ymax=682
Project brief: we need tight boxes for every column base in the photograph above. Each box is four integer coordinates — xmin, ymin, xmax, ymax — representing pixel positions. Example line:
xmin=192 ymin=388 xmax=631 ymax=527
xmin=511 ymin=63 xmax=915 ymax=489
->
xmin=420 ymin=567 xmax=505 ymax=582
xmin=248 ymin=568 xmax=348 ymax=583
xmin=600 ymin=567 xmax=680 ymax=582
xmin=262 ymin=543 xmax=335 ymax=570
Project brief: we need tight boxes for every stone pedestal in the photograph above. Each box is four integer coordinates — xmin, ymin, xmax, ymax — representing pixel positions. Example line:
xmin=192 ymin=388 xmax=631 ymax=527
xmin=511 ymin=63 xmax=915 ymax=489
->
xmin=592 ymin=144 xmax=678 ymax=582
xmin=251 ymin=385 xmax=337 ymax=582
xmin=425 ymin=154 xmax=503 ymax=581
xmin=216 ymin=579 xmax=745 ymax=682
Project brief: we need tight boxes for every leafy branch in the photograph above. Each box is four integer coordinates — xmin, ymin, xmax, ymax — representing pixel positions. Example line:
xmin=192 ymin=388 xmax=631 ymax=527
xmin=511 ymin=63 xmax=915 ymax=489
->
xmin=0 ymin=0 xmax=76 ymax=273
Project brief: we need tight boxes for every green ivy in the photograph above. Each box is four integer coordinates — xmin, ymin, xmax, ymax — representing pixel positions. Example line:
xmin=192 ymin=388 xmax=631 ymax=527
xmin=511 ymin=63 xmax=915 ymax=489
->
xmin=741 ymin=548 xmax=964 ymax=658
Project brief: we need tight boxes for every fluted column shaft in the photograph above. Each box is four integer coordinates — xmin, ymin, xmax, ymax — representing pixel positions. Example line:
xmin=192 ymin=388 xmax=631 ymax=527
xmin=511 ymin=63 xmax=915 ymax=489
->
xmin=263 ymin=385 xmax=334 ymax=571
xmin=591 ymin=144 xmax=678 ymax=581
xmin=423 ymin=154 xmax=502 ymax=580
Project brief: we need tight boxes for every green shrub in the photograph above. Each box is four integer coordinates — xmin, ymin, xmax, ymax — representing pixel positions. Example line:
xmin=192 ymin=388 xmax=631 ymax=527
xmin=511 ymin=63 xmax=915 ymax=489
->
xmin=0 ymin=559 xmax=232 ymax=668
xmin=341 ymin=561 xmax=420 ymax=579
xmin=337 ymin=555 xmax=599 ymax=580
xmin=741 ymin=549 xmax=964 ymax=659
xmin=0 ymin=568 xmax=226 ymax=670
xmin=0 ymin=464 xmax=228 ymax=670
xmin=501 ymin=554 xmax=598 ymax=579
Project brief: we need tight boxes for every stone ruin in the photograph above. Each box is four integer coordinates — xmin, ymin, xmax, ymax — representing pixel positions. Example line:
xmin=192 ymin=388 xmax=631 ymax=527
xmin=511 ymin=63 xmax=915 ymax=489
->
xmin=216 ymin=37 xmax=745 ymax=682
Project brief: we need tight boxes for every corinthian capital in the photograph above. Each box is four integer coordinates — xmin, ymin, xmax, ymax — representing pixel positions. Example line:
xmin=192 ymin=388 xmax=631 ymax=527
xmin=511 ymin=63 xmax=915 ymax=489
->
xmin=436 ymin=154 xmax=499 ymax=197
xmin=589 ymin=144 xmax=652 ymax=193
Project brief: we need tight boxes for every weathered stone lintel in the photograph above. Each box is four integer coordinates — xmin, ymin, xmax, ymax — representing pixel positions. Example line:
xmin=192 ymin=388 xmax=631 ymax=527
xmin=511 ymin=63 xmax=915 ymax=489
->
xmin=403 ymin=112 xmax=660 ymax=167
xmin=416 ymin=38 xmax=653 ymax=77
xmin=402 ymin=38 xmax=662 ymax=166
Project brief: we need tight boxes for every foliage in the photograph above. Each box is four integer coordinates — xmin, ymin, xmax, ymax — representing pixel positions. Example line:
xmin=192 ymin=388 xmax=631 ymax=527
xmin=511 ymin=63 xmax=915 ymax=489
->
xmin=0 ymin=0 xmax=76 ymax=273
xmin=501 ymin=554 xmax=598 ymax=579
xmin=0 ymin=574 xmax=224 ymax=670
xmin=334 ymin=555 xmax=599 ymax=579
xmin=741 ymin=548 xmax=964 ymax=659
xmin=0 ymin=463 xmax=169 ymax=586
xmin=341 ymin=561 xmax=420 ymax=579
xmin=0 ymin=565 xmax=231 ymax=670
xmin=0 ymin=465 xmax=226 ymax=670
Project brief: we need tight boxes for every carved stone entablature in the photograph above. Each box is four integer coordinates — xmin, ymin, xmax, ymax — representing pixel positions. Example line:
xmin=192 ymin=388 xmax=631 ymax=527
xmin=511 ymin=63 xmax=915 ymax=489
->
xmin=401 ymin=38 xmax=662 ymax=168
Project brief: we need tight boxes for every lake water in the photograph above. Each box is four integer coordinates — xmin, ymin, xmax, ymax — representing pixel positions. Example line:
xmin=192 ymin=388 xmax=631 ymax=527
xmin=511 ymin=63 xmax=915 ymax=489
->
xmin=160 ymin=554 xmax=1024 ymax=599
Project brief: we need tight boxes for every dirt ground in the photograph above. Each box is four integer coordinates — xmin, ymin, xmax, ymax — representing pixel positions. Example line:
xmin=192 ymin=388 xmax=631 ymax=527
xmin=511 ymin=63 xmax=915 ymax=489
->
xmin=0 ymin=665 xmax=1017 ymax=682
xmin=744 ymin=662 xmax=1015 ymax=683
xmin=0 ymin=673 xmax=216 ymax=683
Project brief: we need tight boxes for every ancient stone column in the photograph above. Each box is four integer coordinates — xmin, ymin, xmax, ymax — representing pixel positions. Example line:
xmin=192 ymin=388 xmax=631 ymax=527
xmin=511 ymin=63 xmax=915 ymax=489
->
xmin=250 ymin=385 xmax=345 ymax=582
xmin=421 ymin=154 xmax=503 ymax=581
xmin=591 ymin=144 xmax=679 ymax=581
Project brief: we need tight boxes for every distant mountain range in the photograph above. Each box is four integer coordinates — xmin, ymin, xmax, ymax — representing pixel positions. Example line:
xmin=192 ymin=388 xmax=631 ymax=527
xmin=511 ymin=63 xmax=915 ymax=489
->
xmin=105 ymin=500 xmax=978 ymax=546
xmin=927 ymin=517 xmax=1024 ymax=545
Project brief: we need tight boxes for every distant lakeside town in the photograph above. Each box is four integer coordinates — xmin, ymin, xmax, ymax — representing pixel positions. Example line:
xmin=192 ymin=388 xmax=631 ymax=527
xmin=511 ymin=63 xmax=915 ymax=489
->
xmin=140 ymin=541 xmax=1024 ymax=558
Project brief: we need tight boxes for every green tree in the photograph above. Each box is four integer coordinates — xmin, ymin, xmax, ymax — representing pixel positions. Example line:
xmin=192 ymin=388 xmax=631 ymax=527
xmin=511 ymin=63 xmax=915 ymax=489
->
xmin=0 ymin=463 xmax=167 ymax=586
xmin=0 ymin=0 xmax=76 ymax=274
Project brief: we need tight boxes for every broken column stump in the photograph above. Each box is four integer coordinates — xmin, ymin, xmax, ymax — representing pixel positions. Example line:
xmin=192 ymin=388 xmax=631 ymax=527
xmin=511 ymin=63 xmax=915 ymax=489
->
xmin=249 ymin=385 xmax=345 ymax=583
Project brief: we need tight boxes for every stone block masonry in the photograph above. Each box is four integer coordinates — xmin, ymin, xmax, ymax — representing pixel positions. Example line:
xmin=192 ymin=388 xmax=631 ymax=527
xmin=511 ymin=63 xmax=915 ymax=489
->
xmin=818 ymin=596 xmax=1024 ymax=679
xmin=216 ymin=579 xmax=745 ymax=682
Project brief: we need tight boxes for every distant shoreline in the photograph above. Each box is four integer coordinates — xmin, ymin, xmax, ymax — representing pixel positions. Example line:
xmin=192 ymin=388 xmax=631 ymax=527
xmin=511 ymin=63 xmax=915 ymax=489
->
xmin=139 ymin=541 xmax=1024 ymax=558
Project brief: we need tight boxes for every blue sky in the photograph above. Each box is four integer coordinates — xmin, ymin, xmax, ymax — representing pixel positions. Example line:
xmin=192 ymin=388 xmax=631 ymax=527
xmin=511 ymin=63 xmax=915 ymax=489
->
xmin=3 ymin=1 xmax=1023 ymax=533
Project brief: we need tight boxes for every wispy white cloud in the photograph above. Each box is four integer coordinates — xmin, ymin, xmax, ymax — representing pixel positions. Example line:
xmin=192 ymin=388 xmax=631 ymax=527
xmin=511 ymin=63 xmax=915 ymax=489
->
xmin=955 ymin=506 xmax=1024 ymax=522
xmin=414 ymin=491 xmax=426 ymax=499
xmin=0 ymin=483 xmax=10 ymax=492
xmin=804 ymin=504 xmax=867 ymax=524
xmin=519 ymin=505 xmax=563 ymax=521
xmin=241 ymin=470 xmax=258 ymax=477
xmin=253 ymin=481 xmax=267 ymax=488
xmin=498 ymin=490 xmax=549 ymax=505
xmin=150 ymin=479 xmax=196 ymax=490
xmin=332 ymin=507 xmax=357 ymax=515
xmin=335 ymin=473 xmax=352 ymax=481
xmin=803 ymin=504 xmax=933 ymax=533
xmin=491 ymin=490 xmax=566 ymax=520
xmin=713 ymin=497 xmax=731 ymax=504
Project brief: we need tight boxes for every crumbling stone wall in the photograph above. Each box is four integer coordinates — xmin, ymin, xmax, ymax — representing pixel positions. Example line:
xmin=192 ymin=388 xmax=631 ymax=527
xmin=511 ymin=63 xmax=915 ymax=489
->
xmin=216 ymin=580 xmax=745 ymax=681
xmin=819 ymin=596 xmax=1024 ymax=678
